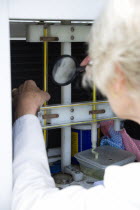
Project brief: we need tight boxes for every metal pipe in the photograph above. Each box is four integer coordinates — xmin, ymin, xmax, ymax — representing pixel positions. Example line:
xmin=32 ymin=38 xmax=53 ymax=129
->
xmin=61 ymin=42 xmax=71 ymax=171
xmin=114 ymin=119 xmax=121 ymax=131
xmin=91 ymin=84 xmax=98 ymax=159
xmin=40 ymin=101 xmax=109 ymax=110
xmin=43 ymin=26 xmax=48 ymax=144
xmin=42 ymin=117 xmax=118 ymax=129
xmin=91 ymin=123 xmax=98 ymax=149
xmin=93 ymin=84 xmax=97 ymax=118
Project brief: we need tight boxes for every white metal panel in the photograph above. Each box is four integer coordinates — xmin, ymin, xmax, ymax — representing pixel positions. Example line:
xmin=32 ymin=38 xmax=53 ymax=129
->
xmin=9 ymin=0 xmax=106 ymax=20
xmin=26 ymin=24 xmax=44 ymax=42
xmin=0 ymin=1 xmax=12 ymax=210
xmin=26 ymin=24 xmax=91 ymax=42
xmin=38 ymin=102 xmax=116 ymax=128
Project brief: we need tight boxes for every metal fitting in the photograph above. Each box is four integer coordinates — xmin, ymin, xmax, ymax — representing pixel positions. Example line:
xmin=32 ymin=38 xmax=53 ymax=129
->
xmin=71 ymin=27 xmax=75 ymax=32
xmin=70 ymin=108 xmax=74 ymax=112
xmin=71 ymin=35 xmax=74 ymax=40
xmin=70 ymin=116 xmax=74 ymax=120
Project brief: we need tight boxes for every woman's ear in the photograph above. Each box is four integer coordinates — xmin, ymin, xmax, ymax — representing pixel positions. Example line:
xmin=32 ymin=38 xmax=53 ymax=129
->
xmin=113 ymin=63 xmax=126 ymax=94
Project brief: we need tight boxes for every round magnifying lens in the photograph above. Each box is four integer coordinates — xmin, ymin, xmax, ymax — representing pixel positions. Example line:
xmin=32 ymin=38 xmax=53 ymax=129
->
xmin=52 ymin=55 xmax=77 ymax=86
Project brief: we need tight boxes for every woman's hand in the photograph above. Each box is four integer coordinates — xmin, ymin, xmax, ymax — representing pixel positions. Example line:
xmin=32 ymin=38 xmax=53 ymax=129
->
xmin=12 ymin=80 xmax=50 ymax=119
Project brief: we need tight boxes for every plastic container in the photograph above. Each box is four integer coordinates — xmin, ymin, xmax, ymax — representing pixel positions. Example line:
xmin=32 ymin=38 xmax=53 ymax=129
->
xmin=71 ymin=124 xmax=100 ymax=163
xmin=75 ymin=145 xmax=136 ymax=180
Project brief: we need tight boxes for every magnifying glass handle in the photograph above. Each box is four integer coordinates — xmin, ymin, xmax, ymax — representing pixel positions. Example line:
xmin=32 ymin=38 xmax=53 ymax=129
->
xmin=76 ymin=66 xmax=86 ymax=73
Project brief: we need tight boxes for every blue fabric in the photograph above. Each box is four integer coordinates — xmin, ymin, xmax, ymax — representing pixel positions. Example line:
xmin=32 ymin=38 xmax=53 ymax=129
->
xmin=100 ymin=126 xmax=125 ymax=150
xmin=93 ymin=180 xmax=104 ymax=187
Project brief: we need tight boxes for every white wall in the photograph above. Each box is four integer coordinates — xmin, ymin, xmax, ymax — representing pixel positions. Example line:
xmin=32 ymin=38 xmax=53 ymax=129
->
xmin=9 ymin=0 xmax=106 ymax=20
xmin=0 ymin=1 xmax=12 ymax=210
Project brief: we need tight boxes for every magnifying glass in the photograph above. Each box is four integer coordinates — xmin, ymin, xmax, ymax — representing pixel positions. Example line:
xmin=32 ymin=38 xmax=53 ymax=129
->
xmin=52 ymin=55 xmax=86 ymax=86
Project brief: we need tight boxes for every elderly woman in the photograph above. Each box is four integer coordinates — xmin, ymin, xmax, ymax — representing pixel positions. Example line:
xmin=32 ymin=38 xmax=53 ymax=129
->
xmin=12 ymin=0 xmax=140 ymax=210
xmin=85 ymin=0 xmax=140 ymax=124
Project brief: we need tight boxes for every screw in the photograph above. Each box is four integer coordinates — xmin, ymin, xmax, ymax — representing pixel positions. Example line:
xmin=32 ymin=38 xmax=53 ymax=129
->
xmin=71 ymin=35 xmax=74 ymax=40
xmin=70 ymin=116 xmax=74 ymax=120
xmin=70 ymin=108 xmax=74 ymax=112
xmin=71 ymin=27 xmax=75 ymax=32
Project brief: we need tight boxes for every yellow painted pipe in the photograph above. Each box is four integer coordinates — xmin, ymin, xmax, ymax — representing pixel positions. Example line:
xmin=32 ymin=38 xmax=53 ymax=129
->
xmin=92 ymin=83 xmax=99 ymax=158
xmin=41 ymin=101 xmax=109 ymax=110
xmin=93 ymin=84 xmax=100 ymax=142
xmin=92 ymin=83 xmax=97 ymax=119
xmin=42 ymin=117 xmax=117 ymax=129
xmin=43 ymin=27 xmax=48 ymax=143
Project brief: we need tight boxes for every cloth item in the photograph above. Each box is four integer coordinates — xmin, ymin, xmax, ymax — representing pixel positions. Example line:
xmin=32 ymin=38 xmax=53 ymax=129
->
xmin=100 ymin=120 xmax=140 ymax=161
xmin=100 ymin=125 xmax=125 ymax=150
xmin=12 ymin=115 xmax=140 ymax=210
xmin=93 ymin=180 xmax=104 ymax=187
xmin=121 ymin=129 xmax=140 ymax=161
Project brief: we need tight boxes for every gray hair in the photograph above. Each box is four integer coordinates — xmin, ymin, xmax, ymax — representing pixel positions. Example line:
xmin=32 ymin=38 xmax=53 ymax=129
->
xmin=85 ymin=0 xmax=140 ymax=97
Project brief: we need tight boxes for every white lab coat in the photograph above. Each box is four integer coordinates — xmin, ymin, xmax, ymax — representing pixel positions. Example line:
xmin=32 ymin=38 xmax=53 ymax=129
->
xmin=12 ymin=115 xmax=140 ymax=210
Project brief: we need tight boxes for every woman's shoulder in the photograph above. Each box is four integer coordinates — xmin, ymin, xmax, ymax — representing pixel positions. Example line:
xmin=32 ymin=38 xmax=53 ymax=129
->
xmin=104 ymin=163 xmax=140 ymax=206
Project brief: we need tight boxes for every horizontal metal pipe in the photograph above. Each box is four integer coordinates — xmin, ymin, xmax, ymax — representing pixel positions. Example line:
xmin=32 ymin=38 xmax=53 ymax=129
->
xmin=42 ymin=117 xmax=118 ymax=129
xmin=40 ymin=101 xmax=109 ymax=110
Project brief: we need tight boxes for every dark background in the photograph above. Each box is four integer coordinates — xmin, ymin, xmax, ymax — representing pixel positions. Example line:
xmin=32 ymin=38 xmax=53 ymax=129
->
xmin=11 ymin=41 xmax=90 ymax=148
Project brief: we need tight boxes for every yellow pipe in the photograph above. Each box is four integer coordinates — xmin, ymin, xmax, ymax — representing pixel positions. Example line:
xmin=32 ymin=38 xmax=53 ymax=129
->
xmin=40 ymin=101 xmax=109 ymax=110
xmin=92 ymin=83 xmax=97 ymax=119
xmin=43 ymin=27 xmax=48 ymax=143
xmin=92 ymin=83 xmax=99 ymax=157
xmin=42 ymin=117 xmax=117 ymax=129
xmin=93 ymin=84 xmax=101 ymax=143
